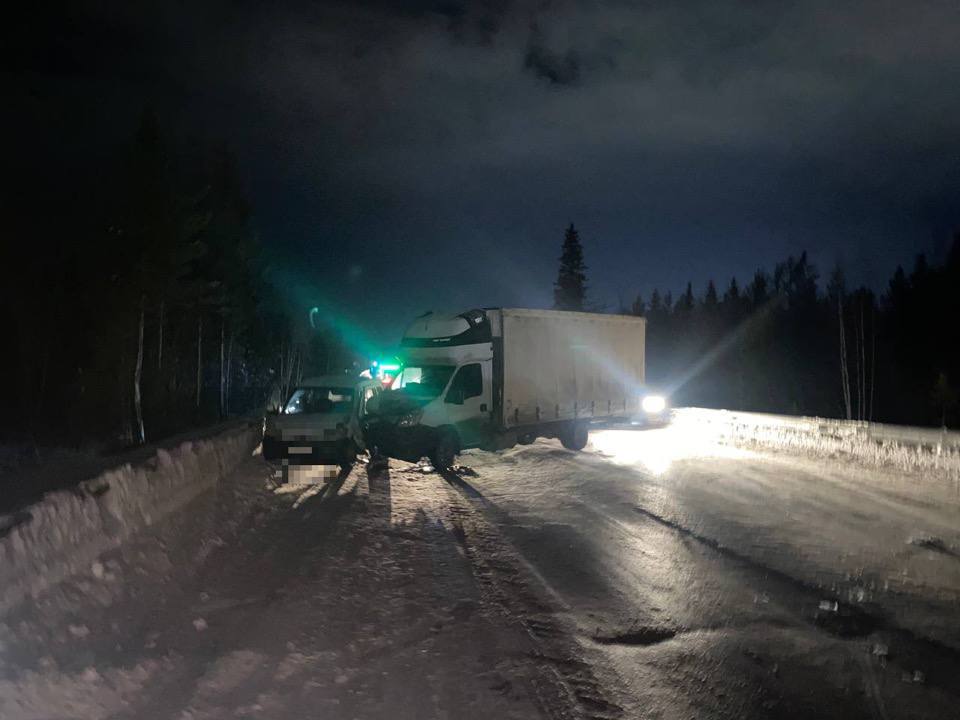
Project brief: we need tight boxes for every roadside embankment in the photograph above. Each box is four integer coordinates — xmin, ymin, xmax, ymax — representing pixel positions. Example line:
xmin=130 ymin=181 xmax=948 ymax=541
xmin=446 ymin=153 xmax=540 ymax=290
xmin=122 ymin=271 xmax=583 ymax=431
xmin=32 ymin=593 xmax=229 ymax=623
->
xmin=672 ymin=407 xmax=960 ymax=502
xmin=0 ymin=419 xmax=262 ymax=615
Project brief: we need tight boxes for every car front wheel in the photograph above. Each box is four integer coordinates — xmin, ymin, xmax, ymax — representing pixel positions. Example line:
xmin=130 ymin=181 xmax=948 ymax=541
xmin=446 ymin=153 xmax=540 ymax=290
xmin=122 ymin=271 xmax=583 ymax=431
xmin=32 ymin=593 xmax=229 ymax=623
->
xmin=339 ymin=441 xmax=358 ymax=469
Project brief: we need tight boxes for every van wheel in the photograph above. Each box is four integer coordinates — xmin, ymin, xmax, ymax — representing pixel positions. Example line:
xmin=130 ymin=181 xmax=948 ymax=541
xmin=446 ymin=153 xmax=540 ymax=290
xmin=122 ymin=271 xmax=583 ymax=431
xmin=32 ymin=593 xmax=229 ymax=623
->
xmin=559 ymin=422 xmax=589 ymax=451
xmin=430 ymin=431 xmax=459 ymax=471
xmin=517 ymin=432 xmax=536 ymax=445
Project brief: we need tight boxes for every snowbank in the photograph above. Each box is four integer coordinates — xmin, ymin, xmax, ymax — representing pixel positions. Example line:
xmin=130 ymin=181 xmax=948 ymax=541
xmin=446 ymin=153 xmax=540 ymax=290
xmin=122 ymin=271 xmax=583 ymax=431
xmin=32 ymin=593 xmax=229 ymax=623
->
xmin=0 ymin=420 xmax=262 ymax=615
xmin=672 ymin=408 xmax=960 ymax=480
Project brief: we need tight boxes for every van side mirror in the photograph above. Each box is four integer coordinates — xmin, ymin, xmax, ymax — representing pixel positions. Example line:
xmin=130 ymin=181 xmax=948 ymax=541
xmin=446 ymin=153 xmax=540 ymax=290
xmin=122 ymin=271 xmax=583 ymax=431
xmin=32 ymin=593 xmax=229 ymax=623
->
xmin=445 ymin=387 xmax=465 ymax=405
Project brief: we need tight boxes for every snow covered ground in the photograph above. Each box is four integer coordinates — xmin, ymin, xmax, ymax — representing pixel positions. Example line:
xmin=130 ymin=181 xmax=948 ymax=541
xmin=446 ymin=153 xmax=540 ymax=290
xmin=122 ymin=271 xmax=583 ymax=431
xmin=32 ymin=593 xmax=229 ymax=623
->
xmin=460 ymin=427 xmax=960 ymax=719
xmin=2 ymin=419 xmax=959 ymax=719
xmin=0 ymin=455 xmax=592 ymax=719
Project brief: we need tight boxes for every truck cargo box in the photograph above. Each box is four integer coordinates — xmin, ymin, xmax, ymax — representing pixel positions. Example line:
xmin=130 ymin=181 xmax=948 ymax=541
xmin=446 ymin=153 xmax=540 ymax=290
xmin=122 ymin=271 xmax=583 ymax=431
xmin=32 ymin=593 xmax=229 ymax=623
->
xmin=494 ymin=309 xmax=645 ymax=429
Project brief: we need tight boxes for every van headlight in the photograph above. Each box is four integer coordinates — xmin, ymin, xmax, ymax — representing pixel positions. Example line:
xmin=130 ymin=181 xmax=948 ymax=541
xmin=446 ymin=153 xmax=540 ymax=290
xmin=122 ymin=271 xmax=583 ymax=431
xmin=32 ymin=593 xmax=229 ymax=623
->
xmin=397 ymin=410 xmax=423 ymax=427
xmin=642 ymin=395 xmax=666 ymax=414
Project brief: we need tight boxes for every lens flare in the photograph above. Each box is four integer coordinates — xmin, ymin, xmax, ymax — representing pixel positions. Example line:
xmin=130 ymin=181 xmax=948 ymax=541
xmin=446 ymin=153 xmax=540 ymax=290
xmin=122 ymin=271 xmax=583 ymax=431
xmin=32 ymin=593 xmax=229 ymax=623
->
xmin=591 ymin=420 xmax=750 ymax=476
xmin=642 ymin=395 xmax=666 ymax=413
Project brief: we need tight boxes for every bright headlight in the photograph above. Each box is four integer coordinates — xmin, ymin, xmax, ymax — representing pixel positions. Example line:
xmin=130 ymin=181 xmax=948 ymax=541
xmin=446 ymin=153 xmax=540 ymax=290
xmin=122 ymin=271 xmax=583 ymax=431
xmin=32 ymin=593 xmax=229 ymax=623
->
xmin=397 ymin=410 xmax=423 ymax=427
xmin=642 ymin=395 xmax=666 ymax=414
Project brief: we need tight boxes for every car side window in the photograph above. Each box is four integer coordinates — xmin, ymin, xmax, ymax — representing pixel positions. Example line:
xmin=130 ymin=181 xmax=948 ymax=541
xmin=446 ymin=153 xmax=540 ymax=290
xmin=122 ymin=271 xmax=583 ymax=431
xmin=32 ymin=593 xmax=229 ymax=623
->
xmin=447 ymin=363 xmax=482 ymax=403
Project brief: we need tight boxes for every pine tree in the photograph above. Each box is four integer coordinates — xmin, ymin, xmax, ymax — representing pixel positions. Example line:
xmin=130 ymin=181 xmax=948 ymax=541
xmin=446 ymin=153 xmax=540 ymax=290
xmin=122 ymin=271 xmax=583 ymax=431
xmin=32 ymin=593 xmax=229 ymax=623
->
xmin=723 ymin=277 xmax=740 ymax=305
xmin=675 ymin=282 xmax=695 ymax=315
xmin=553 ymin=223 xmax=588 ymax=311
xmin=648 ymin=289 xmax=663 ymax=319
xmin=663 ymin=291 xmax=674 ymax=314
xmin=748 ymin=270 xmax=769 ymax=306
xmin=703 ymin=280 xmax=719 ymax=310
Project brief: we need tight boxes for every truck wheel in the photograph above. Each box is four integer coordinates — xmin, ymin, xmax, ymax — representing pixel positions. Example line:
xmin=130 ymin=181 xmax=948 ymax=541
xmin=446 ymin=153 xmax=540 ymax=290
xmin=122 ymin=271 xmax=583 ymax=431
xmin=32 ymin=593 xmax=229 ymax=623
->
xmin=517 ymin=432 xmax=536 ymax=445
xmin=559 ymin=422 xmax=589 ymax=451
xmin=430 ymin=431 xmax=459 ymax=471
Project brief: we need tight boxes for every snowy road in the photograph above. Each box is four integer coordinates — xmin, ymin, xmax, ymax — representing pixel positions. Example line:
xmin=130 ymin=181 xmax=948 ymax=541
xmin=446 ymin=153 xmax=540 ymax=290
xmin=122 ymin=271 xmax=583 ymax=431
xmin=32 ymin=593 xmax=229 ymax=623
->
xmin=456 ymin=426 xmax=960 ymax=719
xmin=3 ymin=425 xmax=959 ymax=719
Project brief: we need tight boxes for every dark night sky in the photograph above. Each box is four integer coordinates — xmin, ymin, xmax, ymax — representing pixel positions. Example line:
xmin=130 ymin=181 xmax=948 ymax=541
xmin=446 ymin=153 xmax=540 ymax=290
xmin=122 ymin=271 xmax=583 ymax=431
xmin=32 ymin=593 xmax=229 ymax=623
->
xmin=9 ymin=1 xmax=960 ymax=347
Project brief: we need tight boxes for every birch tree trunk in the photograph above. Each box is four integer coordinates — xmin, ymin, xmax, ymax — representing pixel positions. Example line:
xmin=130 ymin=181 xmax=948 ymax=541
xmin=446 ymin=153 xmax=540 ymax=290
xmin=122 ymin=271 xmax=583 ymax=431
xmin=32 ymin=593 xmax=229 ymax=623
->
xmin=219 ymin=318 xmax=226 ymax=419
xmin=134 ymin=295 xmax=146 ymax=444
xmin=869 ymin=309 xmax=876 ymax=422
xmin=196 ymin=314 xmax=203 ymax=410
xmin=120 ymin=352 xmax=133 ymax=444
xmin=157 ymin=298 xmax=164 ymax=371
xmin=860 ymin=298 xmax=867 ymax=421
xmin=225 ymin=331 xmax=235 ymax=415
xmin=838 ymin=296 xmax=852 ymax=420
xmin=282 ymin=344 xmax=296 ymax=400
xmin=279 ymin=339 xmax=285 ymax=401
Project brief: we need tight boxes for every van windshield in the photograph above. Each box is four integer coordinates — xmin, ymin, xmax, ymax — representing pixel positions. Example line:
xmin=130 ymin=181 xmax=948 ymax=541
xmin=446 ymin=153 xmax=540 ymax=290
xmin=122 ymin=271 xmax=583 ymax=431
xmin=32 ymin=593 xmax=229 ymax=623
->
xmin=391 ymin=365 xmax=455 ymax=401
xmin=283 ymin=387 xmax=354 ymax=415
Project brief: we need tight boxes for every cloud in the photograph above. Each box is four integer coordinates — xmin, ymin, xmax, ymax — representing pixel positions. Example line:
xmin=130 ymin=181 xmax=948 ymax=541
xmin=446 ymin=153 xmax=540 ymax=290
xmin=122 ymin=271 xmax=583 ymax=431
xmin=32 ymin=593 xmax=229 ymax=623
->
xmin=523 ymin=24 xmax=581 ymax=85
xmin=11 ymin=0 xmax=960 ymax=336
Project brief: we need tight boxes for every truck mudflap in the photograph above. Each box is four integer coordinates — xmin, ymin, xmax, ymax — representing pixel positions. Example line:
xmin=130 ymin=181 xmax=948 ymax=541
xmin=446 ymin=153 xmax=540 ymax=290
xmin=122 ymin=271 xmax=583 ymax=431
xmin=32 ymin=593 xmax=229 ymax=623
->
xmin=364 ymin=423 xmax=439 ymax=463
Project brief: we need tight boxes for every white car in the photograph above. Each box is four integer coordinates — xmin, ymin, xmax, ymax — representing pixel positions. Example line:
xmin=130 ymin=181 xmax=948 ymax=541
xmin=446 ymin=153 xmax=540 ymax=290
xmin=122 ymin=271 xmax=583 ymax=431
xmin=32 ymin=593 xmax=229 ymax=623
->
xmin=263 ymin=376 xmax=383 ymax=469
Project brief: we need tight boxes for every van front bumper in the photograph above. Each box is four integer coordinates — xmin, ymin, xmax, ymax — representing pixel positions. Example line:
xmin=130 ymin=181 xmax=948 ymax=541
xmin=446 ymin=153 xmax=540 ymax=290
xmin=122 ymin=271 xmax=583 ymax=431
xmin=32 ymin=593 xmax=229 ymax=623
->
xmin=364 ymin=423 xmax=438 ymax=463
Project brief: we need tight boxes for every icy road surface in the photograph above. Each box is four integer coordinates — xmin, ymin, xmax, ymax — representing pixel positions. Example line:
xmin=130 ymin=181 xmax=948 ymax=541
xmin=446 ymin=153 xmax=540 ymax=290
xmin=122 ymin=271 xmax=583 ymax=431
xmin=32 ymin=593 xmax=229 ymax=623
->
xmin=457 ymin=426 xmax=960 ymax=719
xmin=3 ymin=424 xmax=960 ymax=719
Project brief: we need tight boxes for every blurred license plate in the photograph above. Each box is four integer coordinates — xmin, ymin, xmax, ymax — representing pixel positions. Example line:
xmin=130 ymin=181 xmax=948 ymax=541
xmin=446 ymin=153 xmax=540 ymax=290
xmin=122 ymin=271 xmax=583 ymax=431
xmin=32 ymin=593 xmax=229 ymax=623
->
xmin=288 ymin=446 xmax=312 ymax=455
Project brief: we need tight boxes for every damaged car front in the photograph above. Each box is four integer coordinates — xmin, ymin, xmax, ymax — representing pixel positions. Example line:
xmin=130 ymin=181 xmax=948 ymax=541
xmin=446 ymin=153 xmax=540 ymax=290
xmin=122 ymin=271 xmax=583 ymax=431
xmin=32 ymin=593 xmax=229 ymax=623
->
xmin=263 ymin=378 xmax=372 ymax=468
xmin=362 ymin=365 xmax=456 ymax=463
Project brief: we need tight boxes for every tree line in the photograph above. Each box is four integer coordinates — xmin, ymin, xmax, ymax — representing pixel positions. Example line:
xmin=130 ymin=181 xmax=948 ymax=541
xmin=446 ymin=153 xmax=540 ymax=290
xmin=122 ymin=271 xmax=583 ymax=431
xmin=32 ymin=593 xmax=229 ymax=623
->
xmin=554 ymin=224 xmax=960 ymax=427
xmin=1 ymin=110 xmax=301 ymax=451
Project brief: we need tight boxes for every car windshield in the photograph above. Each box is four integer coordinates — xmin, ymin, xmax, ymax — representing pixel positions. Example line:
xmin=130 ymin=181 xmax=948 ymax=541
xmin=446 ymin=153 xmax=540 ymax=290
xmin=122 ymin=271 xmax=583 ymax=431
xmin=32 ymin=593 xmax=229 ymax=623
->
xmin=391 ymin=365 xmax=455 ymax=401
xmin=283 ymin=387 xmax=354 ymax=415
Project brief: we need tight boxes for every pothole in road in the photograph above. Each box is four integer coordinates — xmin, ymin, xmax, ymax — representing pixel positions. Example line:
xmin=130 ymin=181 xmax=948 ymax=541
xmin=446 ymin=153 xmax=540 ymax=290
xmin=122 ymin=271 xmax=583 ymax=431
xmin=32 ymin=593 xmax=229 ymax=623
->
xmin=811 ymin=600 xmax=878 ymax=638
xmin=592 ymin=626 xmax=677 ymax=646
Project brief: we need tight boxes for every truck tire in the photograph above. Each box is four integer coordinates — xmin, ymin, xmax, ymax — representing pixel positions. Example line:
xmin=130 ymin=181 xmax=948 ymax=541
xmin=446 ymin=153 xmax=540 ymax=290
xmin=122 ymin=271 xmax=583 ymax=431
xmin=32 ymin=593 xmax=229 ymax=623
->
xmin=430 ymin=430 xmax=459 ymax=471
xmin=559 ymin=422 xmax=589 ymax=451
xmin=517 ymin=432 xmax=536 ymax=445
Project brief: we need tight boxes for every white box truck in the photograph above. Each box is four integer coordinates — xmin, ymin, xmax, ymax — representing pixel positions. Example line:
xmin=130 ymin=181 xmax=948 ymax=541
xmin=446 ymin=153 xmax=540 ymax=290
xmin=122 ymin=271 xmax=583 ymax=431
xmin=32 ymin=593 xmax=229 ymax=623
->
xmin=366 ymin=308 xmax=666 ymax=468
